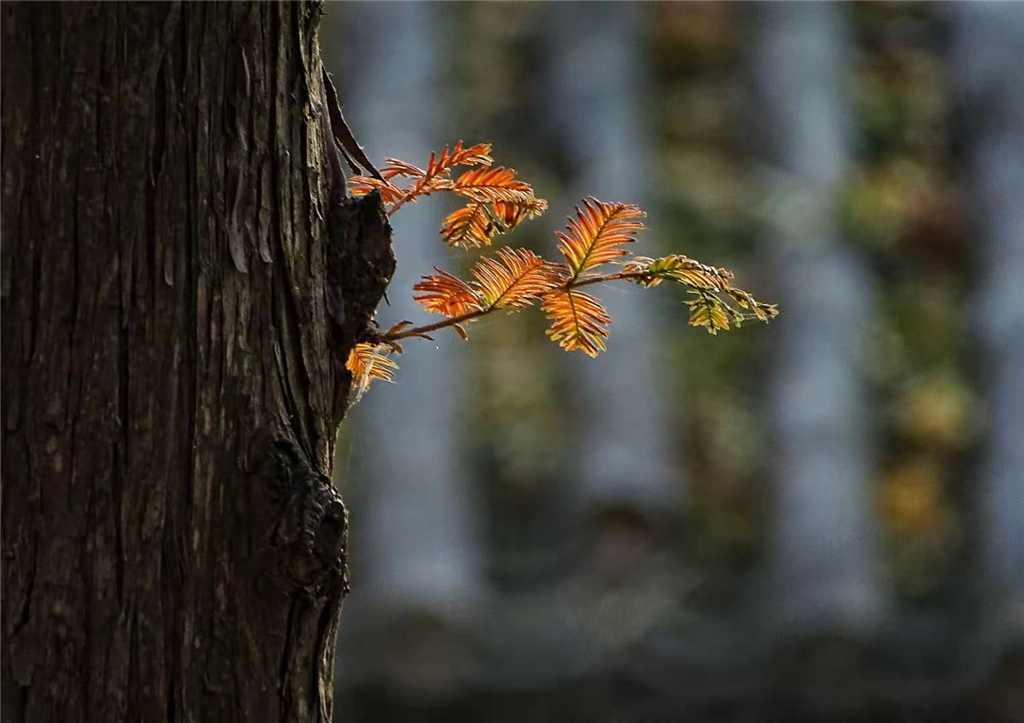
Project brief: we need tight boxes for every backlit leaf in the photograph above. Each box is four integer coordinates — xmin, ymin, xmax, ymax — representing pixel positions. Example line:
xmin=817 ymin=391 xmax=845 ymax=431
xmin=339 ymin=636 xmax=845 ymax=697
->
xmin=441 ymin=203 xmax=496 ymax=249
xmin=542 ymin=288 xmax=611 ymax=357
xmin=556 ymin=197 xmax=645 ymax=279
xmin=348 ymin=176 xmax=405 ymax=205
xmin=471 ymin=248 xmax=561 ymax=310
xmin=450 ymin=166 xmax=541 ymax=208
xmin=346 ymin=343 xmax=400 ymax=395
xmin=686 ymin=293 xmax=731 ymax=334
xmin=413 ymin=270 xmax=483 ymax=317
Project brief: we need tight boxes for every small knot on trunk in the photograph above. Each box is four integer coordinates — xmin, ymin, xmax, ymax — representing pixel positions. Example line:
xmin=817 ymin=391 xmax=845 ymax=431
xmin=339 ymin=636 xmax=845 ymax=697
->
xmin=266 ymin=440 xmax=350 ymax=597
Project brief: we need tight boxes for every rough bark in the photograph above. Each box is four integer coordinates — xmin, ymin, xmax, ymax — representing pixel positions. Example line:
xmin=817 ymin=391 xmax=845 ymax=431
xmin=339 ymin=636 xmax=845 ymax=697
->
xmin=1 ymin=2 xmax=393 ymax=721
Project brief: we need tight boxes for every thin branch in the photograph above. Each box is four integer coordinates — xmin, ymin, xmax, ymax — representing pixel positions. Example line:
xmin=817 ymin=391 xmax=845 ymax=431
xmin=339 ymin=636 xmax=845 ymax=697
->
xmin=387 ymin=192 xmax=419 ymax=217
xmin=379 ymin=269 xmax=649 ymax=343
xmin=378 ymin=308 xmax=489 ymax=342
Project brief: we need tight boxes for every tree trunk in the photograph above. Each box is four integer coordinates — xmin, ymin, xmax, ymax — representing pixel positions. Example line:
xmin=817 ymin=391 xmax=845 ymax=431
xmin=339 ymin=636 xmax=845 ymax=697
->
xmin=953 ymin=0 xmax=1024 ymax=664
xmin=543 ymin=2 xmax=680 ymax=520
xmin=746 ymin=6 xmax=889 ymax=716
xmin=1 ymin=2 xmax=392 ymax=720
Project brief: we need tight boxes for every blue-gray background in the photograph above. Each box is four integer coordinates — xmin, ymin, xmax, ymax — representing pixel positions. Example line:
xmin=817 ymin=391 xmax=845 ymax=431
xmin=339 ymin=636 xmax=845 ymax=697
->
xmin=323 ymin=3 xmax=1023 ymax=721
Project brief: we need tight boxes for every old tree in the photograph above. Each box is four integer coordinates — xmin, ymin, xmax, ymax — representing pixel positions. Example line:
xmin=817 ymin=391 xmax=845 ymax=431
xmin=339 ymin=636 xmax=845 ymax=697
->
xmin=2 ymin=3 xmax=394 ymax=720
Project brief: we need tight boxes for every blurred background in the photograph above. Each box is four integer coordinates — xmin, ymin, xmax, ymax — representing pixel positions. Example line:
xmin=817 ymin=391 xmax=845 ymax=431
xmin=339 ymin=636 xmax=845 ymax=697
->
xmin=323 ymin=3 xmax=1023 ymax=721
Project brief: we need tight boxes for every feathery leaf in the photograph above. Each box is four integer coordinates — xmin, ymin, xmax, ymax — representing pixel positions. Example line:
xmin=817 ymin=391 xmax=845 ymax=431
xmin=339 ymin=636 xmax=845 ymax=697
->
xmin=726 ymin=288 xmax=779 ymax=322
xmin=348 ymin=176 xmax=405 ymax=205
xmin=450 ymin=167 xmax=541 ymax=208
xmin=556 ymin=197 xmax=645 ymax=279
xmin=380 ymin=158 xmax=427 ymax=179
xmin=350 ymin=141 xmax=495 ymax=211
xmin=413 ymin=270 xmax=483 ymax=318
xmin=488 ymin=197 xmax=549 ymax=233
xmin=622 ymin=254 xmax=731 ymax=290
xmin=441 ymin=203 xmax=496 ymax=249
xmin=686 ymin=293 xmax=731 ymax=335
xmin=471 ymin=248 xmax=561 ymax=310
xmin=440 ymin=197 xmax=549 ymax=248
xmin=408 ymin=141 xmax=496 ymax=201
xmin=426 ymin=141 xmax=494 ymax=173
xmin=346 ymin=343 xmax=399 ymax=395
xmin=542 ymin=288 xmax=611 ymax=358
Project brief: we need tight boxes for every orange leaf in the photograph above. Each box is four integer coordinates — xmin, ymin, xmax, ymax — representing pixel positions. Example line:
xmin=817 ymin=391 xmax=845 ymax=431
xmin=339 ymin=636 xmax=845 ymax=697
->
xmin=441 ymin=204 xmax=496 ymax=249
xmin=471 ymin=248 xmax=561 ymax=310
xmin=542 ymin=288 xmax=611 ymax=358
xmin=381 ymin=158 xmax=426 ymax=179
xmin=450 ymin=167 xmax=540 ymax=208
xmin=556 ymin=197 xmax=645 ymax=279
xmin=424 ymin=141 xmax=494 ymax=177
xmin=441 ymin=198 xmax=548 ymax=248
xmin=413 ymin=270 xmax=483 ymax=317
xmin=358 ymin=142 xmax=495 ymax=211
xmin=348 ymin=175 xmax=405 ymax=205
xmin=346 ymin=343 xmax=399 ymax=394
xmin=493 ymin=197 xmax=548 ymax=228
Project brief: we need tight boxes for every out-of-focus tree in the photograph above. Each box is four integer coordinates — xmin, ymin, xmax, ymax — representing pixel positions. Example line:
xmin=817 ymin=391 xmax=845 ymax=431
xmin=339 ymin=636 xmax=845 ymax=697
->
xmin=952 ymin=0 xmax=1024 ymax=686
xmin=543 ymin=2 xmax=680 ymax=539
xmin=749 ymin=1 xmax=887 ymax=651
xmin=530 ymin=1 xmax=687 ymax=680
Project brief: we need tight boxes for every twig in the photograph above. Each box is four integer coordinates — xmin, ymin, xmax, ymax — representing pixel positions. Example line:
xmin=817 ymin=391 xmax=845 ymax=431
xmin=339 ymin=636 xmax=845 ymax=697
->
xmin=379 ymin=270 xmax=648 ymax=343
